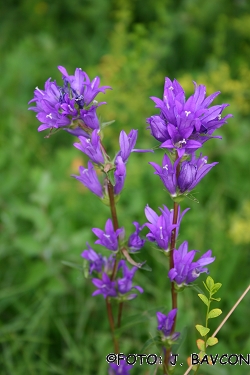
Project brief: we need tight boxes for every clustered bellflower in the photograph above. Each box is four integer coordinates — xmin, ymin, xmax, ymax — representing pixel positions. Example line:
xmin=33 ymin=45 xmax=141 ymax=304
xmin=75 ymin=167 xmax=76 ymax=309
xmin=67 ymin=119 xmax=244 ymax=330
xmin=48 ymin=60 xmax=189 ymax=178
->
xmin=147 ymin=77 xmax=232 ymax=156
xmin=150 ymin=153 xmax=218 ymax=197
xmin=28 ymin=66 xmax=111 ymax=134
xmin=168 ymin=241 xmax=215 ymax=287
xmin=91 ymin=260 xmax=143 ymax=300
xmin=156 ymin=308 xmax=180 ymax=342
xmin=144 ymin=204 xmax=189 ymax=251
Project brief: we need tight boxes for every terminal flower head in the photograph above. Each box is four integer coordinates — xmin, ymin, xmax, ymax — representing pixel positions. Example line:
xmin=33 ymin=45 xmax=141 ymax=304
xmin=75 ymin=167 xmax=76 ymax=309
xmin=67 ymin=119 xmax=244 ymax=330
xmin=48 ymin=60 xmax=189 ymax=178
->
xmin=29 ymin=66 xmax=111 ymax=134
xmin=147 ymin=77 xmax=232 ymax=154
xmin=168 ymin=241 xmax=215 ymax=286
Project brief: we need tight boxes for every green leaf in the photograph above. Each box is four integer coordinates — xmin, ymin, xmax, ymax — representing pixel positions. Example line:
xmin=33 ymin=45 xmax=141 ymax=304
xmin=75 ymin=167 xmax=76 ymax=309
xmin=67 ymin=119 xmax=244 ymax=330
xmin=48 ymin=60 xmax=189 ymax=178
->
xmin=115 ymin=314 xmax=149 ymax=336
xmin=206 ymin=276 xmax=214 ymax=290
xmin=61 ymin=261 xmax=83 ymax=272
xmin=198 ymin=293 xmax=209 ymax=306
xmin=211 ymin=297 xmax=221 ymax=302
xmin=140 ymin=336 xmax=161 ymax=352
xmin=208 ymin=308 xmax=222 ymax=319
xmin=202 ymin=281 xmax=210 ymax=292
xmin=107 ymin=170 xmax=115 ymax=186
xmin=211 ymin=283 xmax=222 ymax=295
xmin=207 ymin=337 xmax=219 ymax=346
xmin=195 ymin=325 xmax=210 ymax=336
xmin=101 ymin=119 xmax=116 ymax=129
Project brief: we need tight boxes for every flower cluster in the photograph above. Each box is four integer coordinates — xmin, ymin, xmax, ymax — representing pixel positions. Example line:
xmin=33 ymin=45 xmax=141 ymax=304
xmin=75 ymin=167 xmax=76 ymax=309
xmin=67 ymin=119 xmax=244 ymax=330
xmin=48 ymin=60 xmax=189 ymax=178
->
xmin=147 ymin=78 xmax=232 ymax=156
xmin=82 ymin=219 xmax=145 ymax=300
xmin=144 ymin=204 xmax=189 ymax=251
xmin=28 ymin=66 xmax=111 ymax=134
xmin=168 ymin=241 xmax=215 ymax=287
xmin=29 ymin=70 xmax=232 ymax=374
xmin=150 ymin=153 xmax=218 ymax=197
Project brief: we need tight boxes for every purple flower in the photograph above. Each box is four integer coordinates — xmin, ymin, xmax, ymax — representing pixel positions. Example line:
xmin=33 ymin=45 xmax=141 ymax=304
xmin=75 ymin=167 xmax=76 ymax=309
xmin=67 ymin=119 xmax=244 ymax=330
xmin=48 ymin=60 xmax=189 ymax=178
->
xmin=73 ymin=129 xmax=105 ymax=164
xmin=147 ymin=78 xmax=232 ymax=154
xmin=128 ymin=222 xmax=146 ymax=252
xmin=114 ymin=156 xmax=126 ymax=195
xmin=92 ymin=273 xmax=117 ymax=298
xmin=116 ymin=129 xmax=153 ymax=163
xmin=149 ymin=154 xmax=179 ymax=197
xmin=72 ymin=160 xmax=103 ymax=197
xmin=156 ymin=309 xmax=180 ymax=341
xmin=144 ymin=204 xmax=189 ymax=250
xmin=108 ymin=359 xmax=133 ymax=375
xmin=81 ymin=244 xmax=104 ymax=274
xmin=168 ymin=241 xmax=215 ymax=285
xmin=150 ymin=153 xmax=217 ymax=196
xmin=80 ymin=106 xmax=100 ymax=129
xmin=178 ymin=153 xmax=218 ymax=192
xmin=92 ymin=219 xmax=124 ymax=251
xmin=29 ymin=66 xmax=111 ymax=134
xmin=117 ymin=260 xmax=143 ymax=299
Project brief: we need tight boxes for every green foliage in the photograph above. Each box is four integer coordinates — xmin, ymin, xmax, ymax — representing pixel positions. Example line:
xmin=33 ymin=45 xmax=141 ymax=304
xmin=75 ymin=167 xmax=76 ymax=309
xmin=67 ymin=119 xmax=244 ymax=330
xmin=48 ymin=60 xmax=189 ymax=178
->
xmin=1 ymin=0 xmax=250 ymax=374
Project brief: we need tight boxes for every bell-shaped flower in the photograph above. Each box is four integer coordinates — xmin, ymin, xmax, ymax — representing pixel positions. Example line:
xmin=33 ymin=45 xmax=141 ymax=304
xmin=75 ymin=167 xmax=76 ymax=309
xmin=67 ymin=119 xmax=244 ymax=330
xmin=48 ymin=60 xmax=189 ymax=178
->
xmin=156 ymin=309 xmax=180 ymax=341
xmin=178 ymin=153 xmax=218 ymax=193
xmin=92 ymin=273 xmax=117 ymax=298
xmin=92 ymin=219 xmax=124 ymax=251
xmin=144 ymin=204 xmax=189 ymax=251
xmin=168 ymin=241 xmax=215 ymax=286
xmin=114 ymin=156 xmax=126 ymax=195
xmin=128 ymin=222 xmax=146 ymax=252
xmin=117 ymin=260 xmax=143 ymax=300
xmin=81 ymin=243 xmax=104 ymax=274
xmin=72 ymin=161 xmax=103 ymax=197
xmin=73 ymin=129 xmax=105 ymax=164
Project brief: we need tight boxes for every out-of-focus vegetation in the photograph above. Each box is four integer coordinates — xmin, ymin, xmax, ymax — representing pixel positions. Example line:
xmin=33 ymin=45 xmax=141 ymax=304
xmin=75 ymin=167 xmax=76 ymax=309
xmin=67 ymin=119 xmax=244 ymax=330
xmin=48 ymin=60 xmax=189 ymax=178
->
xmin=0 ymin=0 xmax=250 ymax=374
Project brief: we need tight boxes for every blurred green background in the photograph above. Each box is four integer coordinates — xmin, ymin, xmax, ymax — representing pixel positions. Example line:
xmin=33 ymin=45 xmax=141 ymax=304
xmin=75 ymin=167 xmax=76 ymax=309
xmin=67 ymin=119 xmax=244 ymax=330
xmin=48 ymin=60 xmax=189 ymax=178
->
xmin=1 ymin=0 xmax=250 ymax=374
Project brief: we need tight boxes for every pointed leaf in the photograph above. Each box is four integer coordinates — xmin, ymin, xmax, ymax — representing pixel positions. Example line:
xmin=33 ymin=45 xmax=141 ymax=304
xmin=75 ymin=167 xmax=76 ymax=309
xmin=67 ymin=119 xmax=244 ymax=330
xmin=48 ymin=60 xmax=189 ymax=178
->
xmin=208 ymin=308 xmax=222 ymax=319
xmin=140 ymin=336 xmax=161 ymax=352
xmin=195 ymin=325 xmax=210 ymax=337
xmin=198 ymin=294 xmax=209 ymax=306
xmin=211 ymin=283 xmax=222 ymax=295
xmin=107 ymin=170 xmax=115 ymax=186
xmin=207 ymin=337 xmax=219 ymax=346
xmin=61 ymin=260 xmax=83 ymax=272
xmin=206 ymin=276 xmax=214 ymax=290
xmin=202 ymin=281 xmax=210 ymax=292
xmin=196 ymin=339 xmax=205 ymax=351
xmin=211 ymin=297 xmax=221 ymax=302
